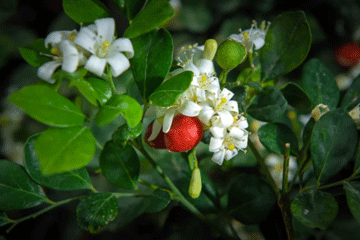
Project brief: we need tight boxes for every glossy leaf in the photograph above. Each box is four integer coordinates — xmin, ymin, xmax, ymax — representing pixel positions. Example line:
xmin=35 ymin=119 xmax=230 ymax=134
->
xmin=24 ymin=134 xmax=94 ymax=191
xmin=63 ymin=0 xmax=111 ymax=24
xmin=77 ymin=193 xmax=118 ymax=233
xmin=99 ymin=141 xmax=140 ymax=190
xmin=311 ymin=109 xmax=358 ymax=184
xmin=227 ymin=174 xmax=277 ymax=224
xmin=230 ymin=85 xmax=247 ymax=104
xmin=145 ymin=189 xmax=171 ymax=213
xmin=344 ymin=181 xmax=360 ymax=225
xmin=246 ymin=87 xmax=288 ymax=122
xmin=258 ymin=123 xmax=299 ymax=156
xmin=86 ymin=77 xmax=112 ymax=106
xmin=96 ymin=94 xmax=142 ymax=128
xmin=8 ymin=85 xmax=86 ymax=127
xmin=124 ymin=0 xmax=175 ymax=38
xmin=0 ymin=212 xmax=11 ymax=227
xmin=341 ymin=75 xmax=360 ymax=110
xmin=69 ymin=77 xmax=98 ymax=106
xmin=130 ymin=29 xmax=173 ymax=100
xmin=112 ymin=123 xmax=143 ymax=147
xmin=236 ymin=66 xmax=261 ymax=84
xmin=260 ymin=11 xmax=311 ymax=81
xmin=280 ymin=82 xmax=312 ymax=111
xmin=149 ymin=71 xmax=193 ymax=107
xmin=18 ymin=38 xmax=50 ymax=67
xmin=291 ymin=190 xmax=338 ymax=229
xmin=0 ymin=160 xmax=47 ymax=211
xmin=301 ymin=58 xmax=340 ymax=110
xmin=34 ymin=126 xmax=96 ymax=175
xmin=124 ymin=0 xmax=146 ymax=20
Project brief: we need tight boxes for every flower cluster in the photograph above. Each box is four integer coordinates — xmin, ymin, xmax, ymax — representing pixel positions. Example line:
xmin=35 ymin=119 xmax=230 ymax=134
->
xmin=147 ymin=42 xmax=249 ymax=165
xmin=38 ymin=18 xmax=134 ymax=83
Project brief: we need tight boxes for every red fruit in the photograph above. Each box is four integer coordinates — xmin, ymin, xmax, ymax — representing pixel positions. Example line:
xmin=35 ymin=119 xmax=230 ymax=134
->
xmin=145 ymin=121 xmax=167 ymax=149
xmin=164 ymin=114 xmax=203 ymax=152
xmin=334 ymin=42 xmax=360 ymax=68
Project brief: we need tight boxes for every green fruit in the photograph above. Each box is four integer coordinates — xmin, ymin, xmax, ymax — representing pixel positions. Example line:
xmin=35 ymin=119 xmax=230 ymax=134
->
xmin=215 ymin=39 xmax=247 ymax=70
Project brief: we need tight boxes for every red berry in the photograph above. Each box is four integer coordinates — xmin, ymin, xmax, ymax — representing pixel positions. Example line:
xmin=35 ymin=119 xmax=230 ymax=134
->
xmin=334 ymin=42 xmax=360 ymax=68
xmin=145 ymin=121 xmax=167 ymax=149
xmin=164 ymin=114 xmax=203 ymax=152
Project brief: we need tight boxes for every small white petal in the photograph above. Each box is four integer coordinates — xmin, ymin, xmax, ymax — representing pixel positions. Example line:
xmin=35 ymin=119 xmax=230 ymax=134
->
xmin=209 ymin=137 xmax=224 ymax=152
xmin=253 ymin=37 xmax=265 ymax=50
xmin=148 ymin=119 xmax=162 ymax=141
xmin=228 ymin=127 xmax=245 ymax=139
xmin=106 ymin=52 xmax=130 ymax=77
xmin=235 ymin=117 xmax=249 ymax=129
xmin=59 ymin=40 xmax=79 ymax=73
xmin=218 ymin=110 xmax=234 ymax=128
xmin=224 ymin=100 xmax=239 ymax=113
xmin=196 ymin=88 xmax=207 ymax=102
xmin=111 ymin=38 xmax=134 ymax=58
xmin=37 ymin=61 xmax=62 ymax=83
xmin=212 ymin=150 xmax=225 ymax=165
xmin=84 ymin=55 xmax=107 ymax=77
xmin=74 ymin=27 xmax=97 ymax=53
xmin=179 ymin=100 xmax=202 ymax=116
xmin=184 ymin=62 xmax=200 ymax=78
xmin=221 ymin=88 xmax=234 ymax=100
xmin=198 ymin=105 xmax=215 ymax=125
xmin=195 ymin=59 xmax=213 ymax=74
xmin=45 ymin=30 xmax=75 ymax=47
xmin=210 ymin=126 xmax=225 ymax=138
xmin=163 ymin=109 xmax=176 ymax=133
xmin=229 ymin=33 xmax=242 ymax=42
xmin=225 ymin=149 xmax=238 ymax=161
xmin=86 ymin=24 xmax=97 ymax=33
xmin=235 ymin=137 xmax=248 ymax=149
xmin=95 ymin=18 xmax=115 ymax=42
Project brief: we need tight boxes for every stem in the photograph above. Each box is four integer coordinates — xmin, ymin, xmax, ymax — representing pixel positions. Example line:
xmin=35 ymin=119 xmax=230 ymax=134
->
xmin=278 ymin=195 xmax=294 ymax=240
xmin=282 ymin=143 xmax=291 ymax=194
xmin=219 ymin=70 xmax=229 ymax=88
xmin=302 ymin=175 xmax=360 ymax=192
xmin=7 ymin=197 xmax=82 ymax=233
xmin=248 ymin=138 xmax=280 ymax=197
xmin=105 ymin=65 xmax=117 ymax=95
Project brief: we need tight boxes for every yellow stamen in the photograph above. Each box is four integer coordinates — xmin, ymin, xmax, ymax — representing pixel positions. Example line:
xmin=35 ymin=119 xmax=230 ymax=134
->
xmin=228 ymin=144 xmax=235 ymax=151
xmin=102 ymin=40 xmax=111 ymax=49
xmin=233 ymin=116 xmax=237 ymax=123
xmin=201 ymin=76 xmax=207 ymax=82
xmin=69 ymin=32 xmax=77 ymax=41
xmin=193 ymin=95 xmax=198 ymax=102
xmin=51 ymin=47 xmax=59 ymax=56
xmin=221 ymin=97 xmax=227 ymax=103
xmin=243 ymin=32 xmax=249 ymax=38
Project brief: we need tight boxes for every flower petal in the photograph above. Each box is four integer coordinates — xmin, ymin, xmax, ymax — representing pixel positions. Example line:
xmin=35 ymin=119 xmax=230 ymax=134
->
xmin=95 ymin=18 xmax=115 ymax=43
xmin=162 ymin=109 xmax=176 ymax=133
xmin=195 ymin=59 xmax=214 ymax=74
xmin=209 ymin=137 xmax=224 ymax=152
xmin=106 ymin=52 xmax=130 ymax=77
xmin=210 ymin=126 xmax=225 ymax=138
xmin=218 ymin=110 xmax=234 ymax=128
xmin=228 ymin=127 xmax=245 ymax=139
xmin=45 ymin=30 xmax=75 ymax=47
xmin=198 ymin=105 xmax=215 ymax=125
xmin=229 ymin=33 xmax=242 ymax=42
xmin=59 ymin=40 xmax=79 ymax=73
xmin=74 ymin=27 xmax=97 ymax=53
xmin=184 ymin=62 xmax=200 ymax=78
xmin=221 ymin=88 xmax=234 ymax=100
xmin=148 ymin=119 xmax=162 ymax=141
xmin=225 ymin=149 xmax=238 ymax=161
xmin=37 ymin=61 xmax=62 ymax=84
xmin=211 ymin=150 xmax=225 ymax=165
xmin=224 ymin=100 xmax=239 ymax=113
xmin=111 ymin=38 xmax=134 ymax=58
xmin=235 ymin=137 xmax=248 ymax=150
xmin=252 ymin=36 xmax=265 ymax=50
xmin=179 ymin=100 xmax=202 ymax=116
xmin=84 ymin=55 xmax=107 ymax=77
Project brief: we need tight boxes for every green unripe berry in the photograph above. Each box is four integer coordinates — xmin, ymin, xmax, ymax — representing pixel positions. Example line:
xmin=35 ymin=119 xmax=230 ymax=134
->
xmin=215 ymin=39 xmax=247 ymax=71
xmin=203 ymin=39 xmax=218 ymax=61
xmin=188 ymin=167 xmax=202 ymax=199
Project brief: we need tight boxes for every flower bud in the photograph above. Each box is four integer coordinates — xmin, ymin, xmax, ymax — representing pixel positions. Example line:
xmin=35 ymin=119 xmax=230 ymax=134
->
xmin=203 ymin=39 xmax=218 ymax=61
xmin=215 ymin=39 xmax=247 ymax=71
xmin=188 ymin=167 xmax=202 ymax=199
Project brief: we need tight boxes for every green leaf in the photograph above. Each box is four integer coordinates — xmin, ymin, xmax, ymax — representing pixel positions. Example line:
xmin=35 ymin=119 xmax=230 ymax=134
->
xmin=280 ymin=82 xmax=312 ymax=111
xmin=145 ymin=189 xmax=171 ymax=213
xmin=0 ymin=160 xmax=47 ymax=211
xmin=246 ymin=86 xmax=288 ymax=122
xmin=179 ymin=1 xmax=212 ymax=33
xmin=311 ymin=109 xmax=358 ymax=184
xmin=24 ymin=134 xmax=94 ymax=191
xmin=236 ymin=66 xmax=261 ymax=84
xmin=18 ymin=38 xmax=51 ymax=67
xmin=76 ymin=193 xmax=118 ymax=233
xmin=124 ymin=0 xmax=146 ymax=20
xmin=291 ymin=190 xmax=338 ymax=229
xmin=0 ymin=212 xmax=11 ymax=227
xmin=260 ymin=11 xmax=311 ymax=81
xmin=258 ymin=123 xmax=299 ymax=156
xmin=149 ymin=71 xmax=193 ymax=107
xmin=63 ymin=0 xmax=111 ymax=24
xmin=8 ymin=85 xmax=86 ymax=127
xmin=227 ymin=174 xmax=277 ymax=224
xmin=230 ymin=85 xmax=247 ymax=104
xmin=354 ymin=141 xmax=360 ymax=174
xmin=344 ymin=181 xmax=360 ymax=225
xmin=124 ymin=0 xmax=175 ymax=38
xmin=99 ymin=141 xmax=140 ymax=190
xmin=341 ymin=75 xmax=360 ymax=110
xmin=69 ymin=77 xmax=98 ymax=106
xmin=112 ymin=123 xmax=143 ymax=147
xmin=301 ymin=58 xmax=340 ymax=110
xmin=34 ymin=126 xmax=96 ymax=175
xmin=130 ymin=28 xmax=173 ymax=100
xmin=95 ymin=94 xmax=143 ymax=127
xmin=86 ymin=77 xmax=112 ymax=106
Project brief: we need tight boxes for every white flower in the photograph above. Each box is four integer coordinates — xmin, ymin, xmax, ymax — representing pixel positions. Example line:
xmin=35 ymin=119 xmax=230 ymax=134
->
xmin=229 ymin=20 xmax=270 ymax=52
xmin=209 ymin=115 xmax=249 ymax=165
xmin=265 ymin=153 xmax=298 ymax=189
xmin=74 ymin=17 xmax=134 ymax=77
xmin=198 ymin=88 xmax=238 ymax=128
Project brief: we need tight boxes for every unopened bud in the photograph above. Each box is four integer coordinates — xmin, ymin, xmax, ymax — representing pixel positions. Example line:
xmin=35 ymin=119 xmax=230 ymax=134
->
xmin=203 ymin=39 xmax=218 ymax=61
xmin=188 ymin=167 xmax=202 ymax=199
xmin=215 ymin=39 xmax=247 ymax=71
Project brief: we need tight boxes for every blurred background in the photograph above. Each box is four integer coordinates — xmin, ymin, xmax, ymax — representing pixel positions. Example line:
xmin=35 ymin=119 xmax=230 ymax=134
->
xmin=1 ymin=0 xmax=360 ymax=239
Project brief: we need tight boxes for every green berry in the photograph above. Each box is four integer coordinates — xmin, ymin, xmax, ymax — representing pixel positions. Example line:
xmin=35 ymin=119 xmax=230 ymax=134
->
xmin=215 ymin=39 xmax=247 ymax=70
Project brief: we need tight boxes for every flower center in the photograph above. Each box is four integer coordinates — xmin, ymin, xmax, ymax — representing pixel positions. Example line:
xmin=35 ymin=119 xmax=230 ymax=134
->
xmin=69 ymin=32 xmax=77 ymax=41
xmin=51 ymin=47 xmax=60 ymax=56
xmin=96 ymin=40 xmax=111 ymax=58
xmin=228 ymin=144 xmax=235 ymax=151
